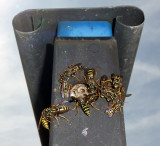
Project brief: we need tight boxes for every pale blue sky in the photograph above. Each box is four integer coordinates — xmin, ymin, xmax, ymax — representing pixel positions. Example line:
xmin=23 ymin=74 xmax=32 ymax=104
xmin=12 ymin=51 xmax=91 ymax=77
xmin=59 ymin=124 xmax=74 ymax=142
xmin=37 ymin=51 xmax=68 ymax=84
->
xmin=0 ymin=0 xmax=160 ymax=146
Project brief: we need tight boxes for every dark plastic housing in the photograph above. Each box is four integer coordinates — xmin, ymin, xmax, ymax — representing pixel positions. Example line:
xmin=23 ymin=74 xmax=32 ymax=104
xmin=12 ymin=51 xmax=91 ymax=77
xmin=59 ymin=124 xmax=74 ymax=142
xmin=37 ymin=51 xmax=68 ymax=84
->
xmin=12 ymin=6 xmax=144 ymax=146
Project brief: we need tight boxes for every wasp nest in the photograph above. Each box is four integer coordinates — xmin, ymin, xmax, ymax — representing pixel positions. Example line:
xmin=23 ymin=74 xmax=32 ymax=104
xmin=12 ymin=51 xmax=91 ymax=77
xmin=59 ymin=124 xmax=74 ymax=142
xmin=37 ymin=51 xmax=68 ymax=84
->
xmin=70 ymin=84 xmax=89 ymax=99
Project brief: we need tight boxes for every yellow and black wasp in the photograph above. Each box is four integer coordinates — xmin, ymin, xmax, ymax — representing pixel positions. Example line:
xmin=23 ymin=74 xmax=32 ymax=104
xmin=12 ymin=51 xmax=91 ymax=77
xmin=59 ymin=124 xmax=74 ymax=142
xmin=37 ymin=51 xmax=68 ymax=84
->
xmin=94 ymin=74 xmax=115 ymax=104
xmin=98 ymin=75 xmax=113 ymax=98
xmin=38 ymin=100 xmax=70 ymax=130
xmin=67 ymin=63 xmax=84 ymax=79
xmin=105 ymin=99 xmax=124 ymax=117
xmin=53 ymin=63 xmax=84 ymax=98
xmin=70 ymin=91 xmax=101 ymax=117
xmin=109 ymin=73 xmax=131 ymax=101
xmin=83 ymin=68 xmax=100 ymax=109
xmin=70 ymin=96 xmax=90 ymax=116
xmin=84 ymin=68 xmax=97 ymax=92
xmin=110 ymin=73 xmax=123 ymax=89
xmin=53 ymin=74 xmax=72 ymax=99
xmin=82 ymin=68 xmax=99 ymax=96
xmin=60 ymin=63 xmax=84 ymax=82
xmin=85 ymin=93 xmax=100 ymax=111
xmin=114 ymin=85 xmax=131 ymax=100
xmin=91 ymin=73 xmax=129 ymax=105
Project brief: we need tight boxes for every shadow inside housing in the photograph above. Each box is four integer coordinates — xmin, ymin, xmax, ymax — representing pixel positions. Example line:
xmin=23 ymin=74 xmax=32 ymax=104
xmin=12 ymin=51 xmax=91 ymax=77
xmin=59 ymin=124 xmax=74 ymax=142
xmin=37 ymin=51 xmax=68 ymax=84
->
xmin=13 ymin=10 xmax=43 ymax=32
xmin=116 ymin=7 xmax=144 ymax=26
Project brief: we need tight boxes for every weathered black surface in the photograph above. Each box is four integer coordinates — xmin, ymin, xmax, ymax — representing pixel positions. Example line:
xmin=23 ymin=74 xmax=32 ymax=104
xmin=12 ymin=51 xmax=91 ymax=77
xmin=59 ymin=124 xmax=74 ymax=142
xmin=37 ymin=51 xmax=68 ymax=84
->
xmin=50 ymin=38 xmax=125 ymax=146
xmin=12 ymin=6 xmax=144 ymax=146
xmin=114 ymin=16 xmax=144 ymax=90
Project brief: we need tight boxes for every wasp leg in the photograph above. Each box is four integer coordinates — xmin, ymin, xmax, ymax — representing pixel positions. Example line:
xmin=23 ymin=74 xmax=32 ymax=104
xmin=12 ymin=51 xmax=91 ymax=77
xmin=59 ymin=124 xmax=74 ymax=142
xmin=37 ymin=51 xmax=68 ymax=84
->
xmin=76 ymin=107 xmax=79 ymax=116
xmin=71 ymin=102 xmax=78 ymax=110
xmin=54 ymin=116 xmax=60 ymax=126
xmin=80 ymin=73 xmax=86 ymax=80
xmin=57 ymin=73 xmax=62 ymax=76
xmin=120 ymin=107 xmax=124 ymax=115
xmin=75 ymin=103 xmax=79 ymax=116
xmin=96 ymin=78 xmax=99 ymax=83
xmin=71 ymin=105 xmax=76 ymax=111
xmin=69 ymin=84 xmax=72 ymax=90
xmin=71 ymin=75 xmax=81 ymax=81
xmin=48 ymin=116 xmax=59 ymax=127
xmin=68 ymin=61 xmax=75 ymax=68
xmin=91 ymin=103 xmax=100 ymax=111
xmin=53 ymin=85 xmax=61 ymax=92
xmin=52 ymin=100 xmax=68 ymax=108
xmin=124 ymin=94 xmax=132 ymax=98
xmin=38 ymin=118 xmax=42 ymax=130
xmin=71 ymin=103 xmax=77 ymax=111
xmin=95 ymin=79 xmax=100 ymax=87
xmin=50 ymin=104 xmax=57 ymax=109
xmin=96 ymin=90 xmax=101 ymax=100
xmin=47 ymin=119 xmax=54 ymax=124
xmin=58 ymin=115 xmax=71 ymax=123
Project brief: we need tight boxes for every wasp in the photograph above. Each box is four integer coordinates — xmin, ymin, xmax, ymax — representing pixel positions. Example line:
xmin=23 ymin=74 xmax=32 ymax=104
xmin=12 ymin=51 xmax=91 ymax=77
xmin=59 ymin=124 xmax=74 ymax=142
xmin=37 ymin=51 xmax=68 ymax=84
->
xmin=38 ymin=100 xmax=70 ymax=130
xmin=38 ymin=108 xmax=51 ymax=130
xmin=67 ymin=63 xmax=84 ymax=77
xmin=81 ymin=103 xmax=90 ymax=117
xmin=82 ymin=68 xmax=99 ymax=96
xmin=110 ymin=73 xmax=123 ymax=89
xmin=98 ymin=75 xmax=113 ymax=98
xmin=61 ymin=63 xmax=84 ymax=81
xmin=84 ymin=68 xmax=97 ymax=90
xmin=105 ymin=99 xmax=124 ymax=117
xmin=70 ymin=96 xmax=90 ymax=116
xmin=60 ymin=76 xmax=72 ymax=99
xmin=85 ymin=93 xmax=100 ymax=111
xmin=110 ymin=74 xmax=131 ymax=100
xmin=53 ymin=74 xmax=72 ymax=99
xmin=96 ymin=75 xmax=116 ymax=104
xmin=100 ymin=73 xmax=128 ymax=104
xmin=70 ymin=93 xmax=100 ymax=117
xmin=114 ymin=85 xmax=131 ymax=100
xmin=53 ymin=63 xmax=84 ymax=98
xmin=105 ymin=90 xmax=116 ymax=103
xmin=83 ymin=68 xmax=101 ymax=108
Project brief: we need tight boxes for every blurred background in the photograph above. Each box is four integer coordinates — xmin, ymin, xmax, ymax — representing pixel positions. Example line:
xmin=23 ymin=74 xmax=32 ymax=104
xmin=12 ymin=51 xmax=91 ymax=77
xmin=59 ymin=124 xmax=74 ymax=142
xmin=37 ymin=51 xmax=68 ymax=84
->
xmin=0 ymin=0 xmax=160 ymax=146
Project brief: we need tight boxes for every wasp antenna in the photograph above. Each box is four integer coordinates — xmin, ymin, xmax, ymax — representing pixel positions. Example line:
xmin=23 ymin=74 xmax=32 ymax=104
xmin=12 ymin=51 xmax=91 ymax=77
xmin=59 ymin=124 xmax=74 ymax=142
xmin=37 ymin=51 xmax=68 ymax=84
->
xmin=68 ymin=61 xmax=75 ymax=68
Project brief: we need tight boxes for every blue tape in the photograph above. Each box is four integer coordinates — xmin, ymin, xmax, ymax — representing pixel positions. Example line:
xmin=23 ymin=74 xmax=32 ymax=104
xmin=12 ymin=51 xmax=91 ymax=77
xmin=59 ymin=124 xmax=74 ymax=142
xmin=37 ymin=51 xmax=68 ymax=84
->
xmin=57 ymin=21 xmax=112 ymax=37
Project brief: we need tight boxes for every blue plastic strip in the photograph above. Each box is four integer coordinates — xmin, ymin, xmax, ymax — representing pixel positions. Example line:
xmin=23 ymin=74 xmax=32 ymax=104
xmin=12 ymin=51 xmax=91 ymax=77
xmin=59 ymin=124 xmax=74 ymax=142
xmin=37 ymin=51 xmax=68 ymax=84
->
xmin=57 ymin=21 xmax=112 ymax=37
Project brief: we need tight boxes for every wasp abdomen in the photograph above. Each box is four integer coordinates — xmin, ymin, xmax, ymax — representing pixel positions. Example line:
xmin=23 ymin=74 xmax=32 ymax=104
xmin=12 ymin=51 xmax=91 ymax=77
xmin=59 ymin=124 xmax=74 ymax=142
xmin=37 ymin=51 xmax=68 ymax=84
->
xmin=56 ymin=106 xmax=70 ymax=114
xmin=81 ymin=104 xmax=90 ymax=116
xmin=41 ymin=117 xmax=49 ymax=130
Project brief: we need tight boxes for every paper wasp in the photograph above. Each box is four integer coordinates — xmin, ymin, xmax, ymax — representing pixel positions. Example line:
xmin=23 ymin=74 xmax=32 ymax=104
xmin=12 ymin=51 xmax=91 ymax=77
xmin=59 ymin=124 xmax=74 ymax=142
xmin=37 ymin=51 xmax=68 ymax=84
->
xmin=114 ymin=85 xmax=131 ymax=100
xmin=70 ymin=92 xmax=100 ymax=117
xmin=83 ymin=68 xmax=100 ymax=109
xmin=110 ymin=73 xmax=123 ymax=89
xmin=53 ymin=74 xmax=72 ymax=99
xmin=70 ymin=96 xmax=90 ymax=116
xmin=60 ymin=63 xmax=84 ymax=81
xmin=81 ymin=103 xmax=90 ymax=117
xmin=95 ymin=75 xmax=115 ymax=104
xmin=67 ymin=63 xmax=84 ymax=77
xmin=53 ymin=63 xmax=84 ymax=98
xmin=38 ymin=100 xmax=70 ymax=130
xmin=83 ymin=68 xmax=98 ymax=93
xmin=98 ymin=75 xmax=113 ymax=98
xmin=105 ymin=99 xmax=124 ymax=117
